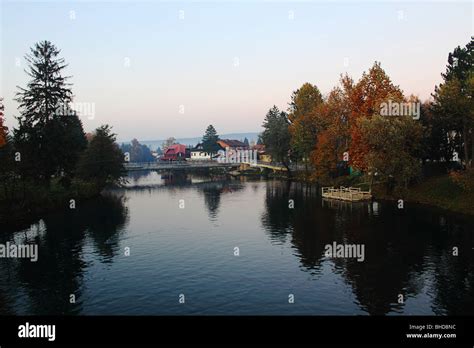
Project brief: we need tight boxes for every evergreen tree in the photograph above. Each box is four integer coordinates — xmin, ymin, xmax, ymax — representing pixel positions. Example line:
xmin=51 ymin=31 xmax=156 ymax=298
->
xmin=14 ymin=41 xmax=87 ymax=183
xmin=243 ymin=137 xmax=249 ymax=147
xmin=0 ymin=97 xmax=6 ymax=147
xmin=0 ymin=99 xmax=15 ymax=202
xmin=0 ymin=134 xmax=16 ymax=202
xmin=202 ymin=125 xmax=220 ymax=154
xmin=261 ymin=106 xmax=291 ymax=171
xmin=432 ymin=37 xmax=474 ymax=167
xmin=76 ymin=125 xmax=124 ymax=190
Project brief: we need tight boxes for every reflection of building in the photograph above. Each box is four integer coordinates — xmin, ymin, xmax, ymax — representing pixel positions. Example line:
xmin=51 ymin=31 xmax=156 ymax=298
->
xmin=161 ymin=144 xmax=186 ymax=161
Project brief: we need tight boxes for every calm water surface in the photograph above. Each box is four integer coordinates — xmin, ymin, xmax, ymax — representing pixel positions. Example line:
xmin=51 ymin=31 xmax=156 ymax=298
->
xmin=0 ymin=171 xmax=473 ymax=315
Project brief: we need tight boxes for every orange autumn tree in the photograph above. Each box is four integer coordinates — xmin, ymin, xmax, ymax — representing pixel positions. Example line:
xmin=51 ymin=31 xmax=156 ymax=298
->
xmin=0 ymin=97 xmax=6 ymax=148
xmin=345 ymin=64 xmax=424 ymax=190
xmin=310 ymin=62 xmax=423 ymax=188
xmin=311 ymin=86 xmax=350 ymax=180
xmin=346 ymin=62 xmax=404 ymax=172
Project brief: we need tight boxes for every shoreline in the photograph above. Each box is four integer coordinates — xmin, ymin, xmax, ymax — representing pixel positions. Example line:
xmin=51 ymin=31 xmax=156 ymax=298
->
xmin=239 ymin=170 xmax=474 ymax=217
xmin=2 ymin=172 xmax=473 ymax=233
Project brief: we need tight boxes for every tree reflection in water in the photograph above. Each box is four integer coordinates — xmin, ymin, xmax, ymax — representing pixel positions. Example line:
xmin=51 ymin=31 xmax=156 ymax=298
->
xmin=0 ymin=194 xmax=128 ymax=315
xmin=261 ymin=180 xmax=474 ymax=315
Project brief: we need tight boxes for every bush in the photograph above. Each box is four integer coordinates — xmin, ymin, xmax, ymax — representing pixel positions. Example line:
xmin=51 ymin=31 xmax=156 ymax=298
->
xmin=449 ymin=168 xmax=474 ymax=192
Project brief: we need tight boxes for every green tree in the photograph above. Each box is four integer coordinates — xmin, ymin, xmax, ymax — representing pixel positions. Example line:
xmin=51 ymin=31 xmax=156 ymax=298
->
xmin=14 ymin=41 xmax=87 ymax=183
xmin=432 ymin=79 xmax=469 ymax=165
xmin=261 ymin=106 xmax=291 ymax=172
xmin=358 ymin=115 xmax=424 ymax=191
xmin=202 ymin=125 xmax=220 ymax=154
xmin=431 ymin=37 xmax=473 ymax=167
xmin=443 ymin=37 xmax=473 ymax=83
xmin=0 ymin=134 xmax=16 ymax=202
xmin=243 ymin=137 xmax=249 ymax=147
xmin=288 ymin=83 xmax=324 ymax=169
xmin=420 ymin=101 xmax=455 ymax=164
xmin=76 ymin=125 xmax=125 ymax=190
xmin=0 ymin=97 xmax=6 ymax=147
xmin=121 ymin=139 xmax=154 ymax=162
xmin=0 ymin=99 xmax=16 ymax=202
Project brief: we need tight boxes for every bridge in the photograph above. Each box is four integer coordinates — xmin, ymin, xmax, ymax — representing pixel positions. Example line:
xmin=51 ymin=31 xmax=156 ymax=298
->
xmin=239 ymin=161 xmax=289 ymax=171
xmin=124 ymin=161 xmax=240 ymax=171
xmin=123 ymin=160 xmax=293 ymax=172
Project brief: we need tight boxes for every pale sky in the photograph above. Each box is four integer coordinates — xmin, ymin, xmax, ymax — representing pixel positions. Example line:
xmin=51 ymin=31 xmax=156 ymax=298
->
xmin=1 ymin=0 xmax=472 ymax=141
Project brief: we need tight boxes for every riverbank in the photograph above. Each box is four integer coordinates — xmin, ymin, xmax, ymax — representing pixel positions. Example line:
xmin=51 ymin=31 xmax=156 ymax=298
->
xmin=254 ymin=169 xmax=474 ymax=216
xmin=0 ymin=179 xmax=101 ymax=231
xmin=373 ymin=175 xmax=474 ymax=216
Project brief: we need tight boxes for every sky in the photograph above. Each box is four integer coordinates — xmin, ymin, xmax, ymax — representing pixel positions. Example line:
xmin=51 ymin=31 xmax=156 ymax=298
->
xmin=0 ymin=0 xmax=472 ymax=142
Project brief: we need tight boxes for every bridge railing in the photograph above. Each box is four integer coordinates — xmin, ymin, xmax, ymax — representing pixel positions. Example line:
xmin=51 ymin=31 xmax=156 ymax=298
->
xmin=123 ymin=160 xmax=241 ymax=170
xmin=124 ymin=160 xmax=306 ymax=170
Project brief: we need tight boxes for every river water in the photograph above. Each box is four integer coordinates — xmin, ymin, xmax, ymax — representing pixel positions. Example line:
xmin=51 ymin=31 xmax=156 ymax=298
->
xmin=0 ymin=171 xmax=473 ymax=315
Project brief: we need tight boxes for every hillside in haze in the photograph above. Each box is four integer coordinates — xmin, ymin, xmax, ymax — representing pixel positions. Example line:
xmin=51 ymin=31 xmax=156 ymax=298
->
xmin=134 ymin=132 xmax=260 ymax=151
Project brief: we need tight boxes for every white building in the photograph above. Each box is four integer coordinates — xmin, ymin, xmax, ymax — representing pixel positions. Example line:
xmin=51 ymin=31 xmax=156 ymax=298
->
xmin=189 ymin=143 xmax=211 ymax=160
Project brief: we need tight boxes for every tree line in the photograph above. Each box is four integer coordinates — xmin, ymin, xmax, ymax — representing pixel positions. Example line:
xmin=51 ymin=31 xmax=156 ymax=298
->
xmin=0 ymin=41 xmax=125 ymax=216
xmin=261 ymin=37 xmax=473 ymax=192
xmin=121 ymin=139 xmax=155 ymax=163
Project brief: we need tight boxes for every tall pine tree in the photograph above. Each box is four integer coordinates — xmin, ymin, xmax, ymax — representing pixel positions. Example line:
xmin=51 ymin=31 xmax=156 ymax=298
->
xmin=0 ymin=97 xmax=6 ymax=147
xmin=261 ymin=105 xmax=291 ymax=171
xmin=432 ymin=37 xmax=474 ymax=167
xmin=202 ymin=125 xmax=220 ymax=154
xmin=14 ymin=41 xmax=87 ymax=183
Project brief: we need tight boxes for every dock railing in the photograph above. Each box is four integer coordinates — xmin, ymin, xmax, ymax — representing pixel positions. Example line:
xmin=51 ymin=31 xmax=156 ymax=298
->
xmin=321 ymin=186 xmax=372 ymax=202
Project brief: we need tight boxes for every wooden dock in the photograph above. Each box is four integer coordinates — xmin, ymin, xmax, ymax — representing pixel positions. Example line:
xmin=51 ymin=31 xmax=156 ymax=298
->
xmin=321 ymin=186 xmax=372 ymax=202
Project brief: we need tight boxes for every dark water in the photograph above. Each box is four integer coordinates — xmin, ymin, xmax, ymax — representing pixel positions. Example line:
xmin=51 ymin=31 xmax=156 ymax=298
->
xmin=0 ymin=171 xmax=473 ymax=315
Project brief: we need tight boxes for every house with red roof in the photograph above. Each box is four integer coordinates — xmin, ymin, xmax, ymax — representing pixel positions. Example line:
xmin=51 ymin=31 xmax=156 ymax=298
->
xmin=161 ymin=144 xmax=187 ymax=161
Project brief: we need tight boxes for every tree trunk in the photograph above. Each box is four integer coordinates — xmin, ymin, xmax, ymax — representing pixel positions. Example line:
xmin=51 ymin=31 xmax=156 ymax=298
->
xmin=284 ymin=162 xmax=292 ymax=179
xmin=471 ymin=128 xmax=474 ymax=168
xmin=463 ymin=122 xmax=469 ymax=168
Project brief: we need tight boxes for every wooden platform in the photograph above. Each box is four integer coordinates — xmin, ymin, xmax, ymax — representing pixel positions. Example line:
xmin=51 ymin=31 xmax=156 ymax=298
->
xmin=321 ymin=186 xmax=372 ymax=202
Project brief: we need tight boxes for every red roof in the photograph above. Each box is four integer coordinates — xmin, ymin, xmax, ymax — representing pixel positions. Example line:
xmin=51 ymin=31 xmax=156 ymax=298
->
xmin=161 ymin=144 xmax=187 ymax=160
xmin=165 ymin=144 xmax=186 ymax=155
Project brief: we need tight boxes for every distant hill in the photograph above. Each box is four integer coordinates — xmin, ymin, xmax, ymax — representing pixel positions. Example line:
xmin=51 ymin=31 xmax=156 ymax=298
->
xmin=133 ymin=132 xmax=260 ymax=151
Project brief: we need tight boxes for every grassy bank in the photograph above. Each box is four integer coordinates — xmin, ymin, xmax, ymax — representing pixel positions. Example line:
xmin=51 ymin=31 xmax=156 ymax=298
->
xmin=0 ymin=179 xmax=101 ymax=229
xmin=373 ymin=174 xmax=474 ymax=216
xmin=276 ymin=169 xmax=474 ymax=216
